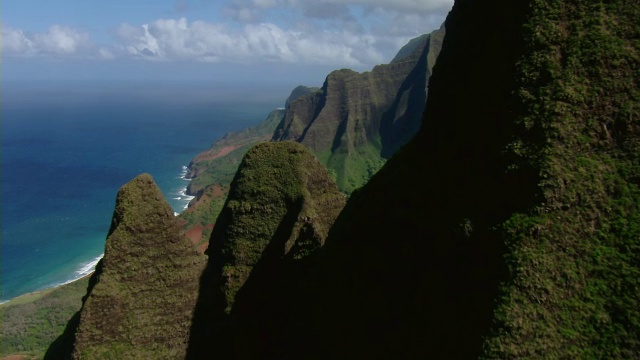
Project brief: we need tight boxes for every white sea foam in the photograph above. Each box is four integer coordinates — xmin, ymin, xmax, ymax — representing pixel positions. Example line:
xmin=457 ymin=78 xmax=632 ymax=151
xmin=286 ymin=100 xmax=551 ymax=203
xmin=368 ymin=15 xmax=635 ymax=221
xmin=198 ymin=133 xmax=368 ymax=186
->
xmin=180 ymin=165 xmax=191 ymax=180
xmin=172 ymin=166 xmax=198 ymax=215
xmin=75 ymin=254 xmax=103 ymax=277
xmin=41 ymin=253 xmax=104 ymax=293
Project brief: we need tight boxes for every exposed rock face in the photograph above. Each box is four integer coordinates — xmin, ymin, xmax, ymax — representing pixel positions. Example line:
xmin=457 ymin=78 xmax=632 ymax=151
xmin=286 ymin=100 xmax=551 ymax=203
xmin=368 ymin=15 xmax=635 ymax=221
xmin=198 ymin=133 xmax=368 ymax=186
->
xmin=272 ymin=28 xmax=445 ymax=192
xmin=187 ymin=142 xmax=345 ymax=359
xmin=55 ymin=174 xmax=206 ymax=359
xmin=279 ymin=0 xmax=640 ymax=358
xmin=285 ymin=85 xmax=320 ymax=109
xmin=180 ymin=32 xmax=444 ymax=249
xmin=179 ymin=87 xmax=321 ymax=248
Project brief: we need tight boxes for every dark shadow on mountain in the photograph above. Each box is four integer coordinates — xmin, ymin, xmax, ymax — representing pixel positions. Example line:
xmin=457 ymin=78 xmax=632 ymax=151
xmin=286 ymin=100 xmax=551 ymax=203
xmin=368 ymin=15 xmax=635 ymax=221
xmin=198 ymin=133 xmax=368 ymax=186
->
xmin=44 ymin=260 xmax=104 ymax=360
xmin=379 ymin=34 xmax=431 ymax=158
xmin=282 ymin=0 xmax=542 ymax=358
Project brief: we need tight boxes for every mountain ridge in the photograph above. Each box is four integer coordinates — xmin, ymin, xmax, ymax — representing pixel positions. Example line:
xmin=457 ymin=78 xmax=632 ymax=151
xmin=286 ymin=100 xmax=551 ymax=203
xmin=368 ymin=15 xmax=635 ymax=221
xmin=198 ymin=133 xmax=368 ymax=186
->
xmin=178 ymin=29 xmax=444 ymax=247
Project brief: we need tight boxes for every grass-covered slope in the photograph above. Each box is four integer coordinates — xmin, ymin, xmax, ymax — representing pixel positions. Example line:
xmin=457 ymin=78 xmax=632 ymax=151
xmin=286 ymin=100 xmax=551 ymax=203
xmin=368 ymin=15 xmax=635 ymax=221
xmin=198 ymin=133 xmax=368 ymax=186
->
xmin=187 ymin=142 xmax=345 ymax=359
xmin=0 ymin=276 xmax=90 ymax=359
xmin=179 ymin=87 xmax=321 ymax=248
xmin=47 ymin=174 xmax=206 ymax=359
xmin=279 ymin=0 xmax=639 ymax=358
xmin=482 ymin=1 xmax=640 ymax=357
xmin=179 ymin=33 xmax=444 ymax=249
xmin=272 ymin=29 xmax=445 ymax=193
xmin=177 ymin=108 xmax=286 ymax=248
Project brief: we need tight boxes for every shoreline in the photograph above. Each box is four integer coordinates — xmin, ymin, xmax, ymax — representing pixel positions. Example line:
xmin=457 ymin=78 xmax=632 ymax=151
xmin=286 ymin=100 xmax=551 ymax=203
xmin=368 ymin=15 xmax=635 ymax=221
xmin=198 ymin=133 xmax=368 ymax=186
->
xmin=2 ymin=166 xmax=193 ymax=305
xmin=172 ymin=165 xmax=195 ymax=216
xmin=0 ymin=272 xmax=94 ymax=307
xmin=1 ymin=253 xmax=103 ymax=306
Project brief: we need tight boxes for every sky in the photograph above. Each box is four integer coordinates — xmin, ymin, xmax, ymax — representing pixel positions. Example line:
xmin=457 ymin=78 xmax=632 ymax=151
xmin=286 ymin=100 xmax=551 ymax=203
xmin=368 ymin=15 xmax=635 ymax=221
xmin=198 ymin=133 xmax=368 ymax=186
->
xmin=3 ymin=0 xmax=453 ymax=86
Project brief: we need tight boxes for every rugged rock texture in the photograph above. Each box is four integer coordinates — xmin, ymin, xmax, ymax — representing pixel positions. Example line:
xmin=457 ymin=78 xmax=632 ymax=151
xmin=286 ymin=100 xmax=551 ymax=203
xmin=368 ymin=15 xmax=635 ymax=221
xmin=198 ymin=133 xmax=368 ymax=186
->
xmin=285 ymin=85 xmax=320 ymax=109
xmin=272 ymin=28 xmax=445 ymax=192
xmin=179 ymin=87 xmax=322 ymax=248
xmin=47 ymin=174 xmax=206 ymax=359
xmin=187 ymin=142 xmax=345 ymax=359
xmin=278 ymin=0 xmax=640 ymax=358
xmin=180 ymin=33 xmax=444 ymax=249
xmin=49 ymin=1 xmax=639 ymax=358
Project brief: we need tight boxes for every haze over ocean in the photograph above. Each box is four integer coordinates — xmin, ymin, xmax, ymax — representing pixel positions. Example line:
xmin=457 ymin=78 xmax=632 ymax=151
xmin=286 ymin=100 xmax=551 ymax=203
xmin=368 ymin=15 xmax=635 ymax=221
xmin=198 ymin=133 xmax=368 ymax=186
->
xmin=1 ymin=80 xmax=289 ymax=302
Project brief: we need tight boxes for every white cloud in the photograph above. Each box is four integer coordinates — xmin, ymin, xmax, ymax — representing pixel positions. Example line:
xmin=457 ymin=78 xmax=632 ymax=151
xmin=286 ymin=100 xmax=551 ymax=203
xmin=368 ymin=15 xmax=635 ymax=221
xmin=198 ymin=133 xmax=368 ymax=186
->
xmin=3 ymin=27 xmax=35 ymax=55
xmin=2 ymin=25 xmax=93 ymax=57
xmin=3 ymin=0 xmax=453 ymax=67
xmin=315 ymin=0 xmax=453 ymax=14
xmin=115 ymin=17 xmax=392 ymax=66
xmin=35 ymin=25 xmax=89 ymax=54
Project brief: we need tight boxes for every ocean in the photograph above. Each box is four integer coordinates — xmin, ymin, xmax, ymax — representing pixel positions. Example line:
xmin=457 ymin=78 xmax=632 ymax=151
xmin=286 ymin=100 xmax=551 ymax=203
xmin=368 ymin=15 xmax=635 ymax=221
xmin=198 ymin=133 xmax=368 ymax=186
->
xmin=1 ymin=80 xmax=288 ymax=302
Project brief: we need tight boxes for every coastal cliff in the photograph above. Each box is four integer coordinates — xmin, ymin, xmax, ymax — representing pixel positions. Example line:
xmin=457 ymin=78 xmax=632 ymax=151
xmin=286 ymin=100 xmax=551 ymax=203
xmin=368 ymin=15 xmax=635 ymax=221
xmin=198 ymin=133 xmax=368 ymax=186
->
xmin=49 ymin=0 xmax=639 ymax=358
xmin=47 ymin=174 xmax=206 ymax=359
xmin=180 ymin=29 xmax=444 ymax=248
xmin=187 ymin=142 xmax=345 ymax=358
xmin=272 ymin=27 xmax=445 ymax=192
xmin=277 ymin=0 xmax=640 ymax=358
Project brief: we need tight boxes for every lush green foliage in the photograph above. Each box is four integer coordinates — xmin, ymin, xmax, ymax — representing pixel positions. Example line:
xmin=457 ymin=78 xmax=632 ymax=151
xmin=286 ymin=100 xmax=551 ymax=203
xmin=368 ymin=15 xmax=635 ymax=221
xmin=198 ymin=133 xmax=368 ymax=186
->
xmin=483 ymin=1 xmax=640 ymax=357
xmin=187 ymin=141 xmax=345 ymax=358
xmin=62 ymin=174 xmax=206 ymax=359
xmin=0 ymin=277 xmax=89 ymax=358
xmin=178 ymin=109 xmax=285 ymax=246
xmin=209 ymin=141 xmax=345 ymax=313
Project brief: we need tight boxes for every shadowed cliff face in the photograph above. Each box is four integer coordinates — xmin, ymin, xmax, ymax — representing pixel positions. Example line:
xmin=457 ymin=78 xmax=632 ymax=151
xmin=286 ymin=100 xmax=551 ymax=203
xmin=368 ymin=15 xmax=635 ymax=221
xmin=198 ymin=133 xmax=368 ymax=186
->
xmin=47 ymin=174 xmax=206 ymax=360
xmin=48 ymin=0 xmax=639 ymax=357
xmin=272 ymin=28 xmax=445 ymax=192
xmin=187 ymin=142 xmax=345 ymax=359
xmin=178 ymin=87 xmax=320 ymax=249
xmin=280 ymin=0 xmax=640 ymax=358
xmin=179 ymin=32 xmax=444 ymax=250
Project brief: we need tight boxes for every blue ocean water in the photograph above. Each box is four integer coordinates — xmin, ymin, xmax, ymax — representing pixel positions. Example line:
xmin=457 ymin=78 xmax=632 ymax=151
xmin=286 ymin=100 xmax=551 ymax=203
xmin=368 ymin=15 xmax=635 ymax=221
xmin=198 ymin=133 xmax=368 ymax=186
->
xmin=1 ymin=81 xmax=288 ymax=302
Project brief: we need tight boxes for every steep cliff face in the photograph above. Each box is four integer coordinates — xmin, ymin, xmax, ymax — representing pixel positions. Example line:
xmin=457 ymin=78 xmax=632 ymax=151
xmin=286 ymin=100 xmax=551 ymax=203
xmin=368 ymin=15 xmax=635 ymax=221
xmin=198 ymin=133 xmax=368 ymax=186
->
xmin=272 ymin=28 xmax=445 ymax=192
xmin=180 ymin=32 xmax=444 ymax=249
xmin=179 ymin=87 xmax=320 ymax=248
xmin=187 ymin=142 xmax=345 ymax=359
xmin=280 ymin=0 xmax=640 ymax=358
xmin=49 ymin=174 xmax=206 ymax=359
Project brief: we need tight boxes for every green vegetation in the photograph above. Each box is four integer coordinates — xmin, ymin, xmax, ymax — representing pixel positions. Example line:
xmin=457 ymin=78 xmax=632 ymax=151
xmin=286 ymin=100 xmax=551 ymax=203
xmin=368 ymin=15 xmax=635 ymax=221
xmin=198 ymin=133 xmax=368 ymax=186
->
xmin=315 ymin=142 xmax=386 ymax=193
xmin=30 ymin=3 xmax=640 ymax=357
xmin=209 ymin=141 xmax=345 ymax=313
xmin=272 ymin=28 xmax=445 ymax=194
xmin=52 ymin=174 xmax=206 ymax=359
xmin=186 ymin=109 xmax=285 ymax=195
xmin=270 ymin=0 xmax=639 ymax=358
xmin=482 ymin=1 xmax=640 ymax=357
xmin=178 ymin=109 xmax=285 ymax=247
xmin=187 ymin=141 xmax=345 ymax=358
xmin=1 ymin=277 xmax=89 ymax=358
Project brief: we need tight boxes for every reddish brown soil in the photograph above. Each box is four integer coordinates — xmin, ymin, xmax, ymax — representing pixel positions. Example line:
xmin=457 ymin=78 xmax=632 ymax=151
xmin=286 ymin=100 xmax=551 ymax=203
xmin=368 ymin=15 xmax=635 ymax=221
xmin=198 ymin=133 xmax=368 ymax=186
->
xmin=184 ymin=224 xmax=213 ymax=253
xmin=185 ymin=225 xmax=204 ymax=245
xmin=211 ymin=184 xmax=224 ymax=197
xmin=2 ymin=355 xmax=34 ymax=360
xmin=196 ymin=145 xmax=239 ymax=162
xmin=197 ymin=240 xmax=209 ymax=253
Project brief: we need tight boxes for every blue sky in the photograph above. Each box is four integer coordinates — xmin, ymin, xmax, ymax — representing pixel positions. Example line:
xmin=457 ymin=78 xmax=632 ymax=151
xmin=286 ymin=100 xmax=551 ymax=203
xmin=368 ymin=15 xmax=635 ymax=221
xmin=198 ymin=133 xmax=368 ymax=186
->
xmin=3 ymin=0 xmax=453 ymax=85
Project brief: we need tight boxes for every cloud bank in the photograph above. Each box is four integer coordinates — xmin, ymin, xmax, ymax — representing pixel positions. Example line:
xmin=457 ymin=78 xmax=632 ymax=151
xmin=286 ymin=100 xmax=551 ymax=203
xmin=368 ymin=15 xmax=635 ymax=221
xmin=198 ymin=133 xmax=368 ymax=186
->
xmin=3 ymin=25 xmax=112 ymax=59
xmin=116 ymin=18 xmax=384 ymax=66
xmin=3 ymin=0 xmax=452 ymax=67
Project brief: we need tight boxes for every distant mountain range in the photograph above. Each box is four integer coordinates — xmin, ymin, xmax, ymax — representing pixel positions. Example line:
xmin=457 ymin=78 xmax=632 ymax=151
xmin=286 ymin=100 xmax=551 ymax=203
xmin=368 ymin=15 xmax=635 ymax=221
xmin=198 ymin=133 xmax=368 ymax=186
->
xmin=178 ymin=26 xmax=445 ymax=248
xmin=24 ymin=0 xmax=640 ymax=358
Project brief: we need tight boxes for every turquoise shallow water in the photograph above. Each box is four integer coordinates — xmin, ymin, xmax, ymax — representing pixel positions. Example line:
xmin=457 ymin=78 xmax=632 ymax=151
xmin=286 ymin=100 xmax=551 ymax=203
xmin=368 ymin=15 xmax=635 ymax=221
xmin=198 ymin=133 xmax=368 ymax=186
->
xmin=1 ymin=81 xmax=287 ymax=301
